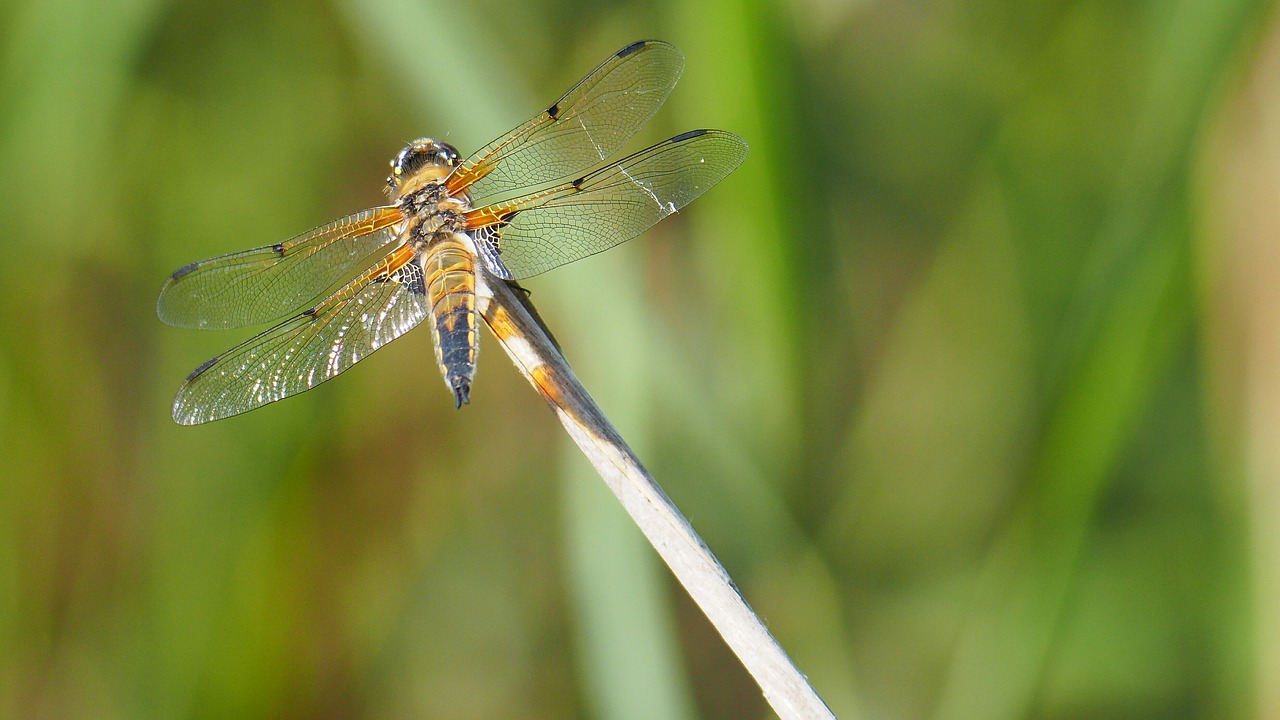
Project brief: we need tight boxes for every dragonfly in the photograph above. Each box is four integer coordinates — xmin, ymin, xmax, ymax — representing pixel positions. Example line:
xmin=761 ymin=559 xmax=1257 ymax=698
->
xmin=158 ymin=40 xmax=747 ymax=425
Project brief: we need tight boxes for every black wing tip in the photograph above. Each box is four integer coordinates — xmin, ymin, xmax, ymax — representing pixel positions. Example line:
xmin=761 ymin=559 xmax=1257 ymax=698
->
xmin=172 ymin=357 xmax=222 ymax=425
xmin=186 ymin=356 xmax=220 ymax=382
xmin=453 ymin=381 xmax=471 ymax=409
xmin=617 ymin=40 xmax=679 ymax=58
xmin=617 ymin=40 xmax=649 ymax=58
xmin=670 ymin=129 xmax=710 ymax=143
xmin=169 ymin=262 xmax=200 ymax=281
xmin=669 ymin=128 xmax=748 ymax=145
xmin=669 ymin=129 xmax=750 ymax=160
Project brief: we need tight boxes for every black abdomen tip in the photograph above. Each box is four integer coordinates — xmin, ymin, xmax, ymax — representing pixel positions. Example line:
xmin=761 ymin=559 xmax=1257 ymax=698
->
xmin=453 ymin=380 xmax=471 ymax=408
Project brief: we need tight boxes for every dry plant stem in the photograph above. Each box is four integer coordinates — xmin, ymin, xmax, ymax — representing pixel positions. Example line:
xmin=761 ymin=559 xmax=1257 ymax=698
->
xmin=479 ymin=276 xmax=835 ymax=720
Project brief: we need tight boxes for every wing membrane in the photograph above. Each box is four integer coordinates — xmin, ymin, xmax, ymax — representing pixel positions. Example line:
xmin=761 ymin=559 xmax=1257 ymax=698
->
xmin=447 ymin=40 xmax=683 ymax=205
xmin=466 ymin=130 xmax=748 ymax=280
xmin=158 ymin=206 xmax=404 ymax=330
xmin=171 ymin=244 xmax=428 ymax=424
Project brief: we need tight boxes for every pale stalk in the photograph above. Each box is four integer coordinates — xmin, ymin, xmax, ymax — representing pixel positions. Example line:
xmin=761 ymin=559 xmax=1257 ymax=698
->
xmin=478 ymin=274 xmax=834 ymax=720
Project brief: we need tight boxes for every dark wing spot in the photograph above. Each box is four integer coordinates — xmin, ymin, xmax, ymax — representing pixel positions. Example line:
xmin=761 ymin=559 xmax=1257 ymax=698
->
xmin=474 ymin=225 xmax=513 ymax=278
xmin=670 ymin=129 xmax=709 ymax=143
xmin=547 ymin=102 xmax=560 ymax=119
xmin=186 ymin=356 xmax=220 ymax=381
xmin=617 ymin=40 xmax=647 ymax=58
xmin=404 ymin=267 xmax=427 ymax=296
xmin=170 ymin=262 xmax=200 ymax=281
xmin=271 ymin=242 xmax=285 ymax=255
xmin=302 ymin=307 xmax=317 ymax=317
xmin=571 ymin=176 xmax=584 ymax=190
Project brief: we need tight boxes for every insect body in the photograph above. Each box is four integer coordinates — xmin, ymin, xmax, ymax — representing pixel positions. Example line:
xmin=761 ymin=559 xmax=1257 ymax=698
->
xmin=158 ymin=41 xmax=747 ymax=424
xmin=383 ymin=139 xmax=478 ymax=407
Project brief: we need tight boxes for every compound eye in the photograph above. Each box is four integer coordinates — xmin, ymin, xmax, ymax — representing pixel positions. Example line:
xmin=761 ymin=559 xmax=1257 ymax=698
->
xmin=437 ymin=142 xmax=461 ymax=166
xmin=396 ymin=148 xmax=426 ymax=176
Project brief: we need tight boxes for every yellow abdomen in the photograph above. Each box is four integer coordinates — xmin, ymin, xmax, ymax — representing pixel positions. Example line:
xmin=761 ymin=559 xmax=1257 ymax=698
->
xmin=422 ymin=233 xmax=477 ymax=406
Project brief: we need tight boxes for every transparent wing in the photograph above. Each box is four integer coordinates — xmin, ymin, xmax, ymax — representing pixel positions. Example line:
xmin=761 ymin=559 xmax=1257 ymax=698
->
xmin=464 ymin=130 xmax=748 ymax=280
xmin=157 ymin=206 xmax=404 ymax=330
xmin=171 ymin=243 xmax=428 ymax=424
xmin=446 ymin=40 xmax=684 ymax=205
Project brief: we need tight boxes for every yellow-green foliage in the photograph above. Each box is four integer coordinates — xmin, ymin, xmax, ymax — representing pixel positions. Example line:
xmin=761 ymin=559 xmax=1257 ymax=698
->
xmin=0 ymin=0 xmax=1274 ymax=717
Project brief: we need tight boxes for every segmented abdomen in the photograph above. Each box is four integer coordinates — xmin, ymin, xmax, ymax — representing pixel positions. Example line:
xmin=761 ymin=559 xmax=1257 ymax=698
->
xmin=422 ymin=233 xmax=477 ymax=406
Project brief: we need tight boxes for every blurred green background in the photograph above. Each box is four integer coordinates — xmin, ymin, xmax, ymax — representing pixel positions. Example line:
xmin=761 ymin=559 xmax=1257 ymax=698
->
xmin=3 ymin=0 xmax=1280 ymax=717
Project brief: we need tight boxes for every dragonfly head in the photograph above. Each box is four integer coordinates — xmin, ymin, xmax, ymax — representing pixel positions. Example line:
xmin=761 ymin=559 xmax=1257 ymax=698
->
xmin=386 ymin=138 xmax=462 ymax=199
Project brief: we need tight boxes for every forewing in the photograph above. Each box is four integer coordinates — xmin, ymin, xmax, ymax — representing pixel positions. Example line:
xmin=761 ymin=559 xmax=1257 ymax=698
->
xmin=171 ymin=244 xmax=429 ymax=424
xmin=158 ymin=206 xmax=404 ymax=330
xmin=465 ymin=130 xmax=748 ymax=280
xmin=446 ymin=41 xmax=683 ymax=205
